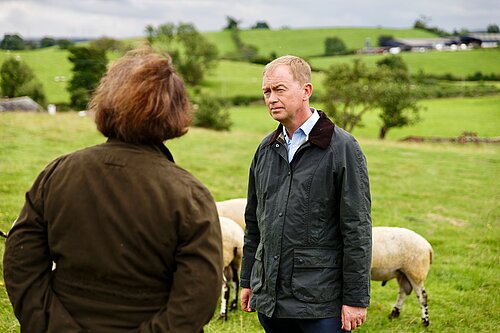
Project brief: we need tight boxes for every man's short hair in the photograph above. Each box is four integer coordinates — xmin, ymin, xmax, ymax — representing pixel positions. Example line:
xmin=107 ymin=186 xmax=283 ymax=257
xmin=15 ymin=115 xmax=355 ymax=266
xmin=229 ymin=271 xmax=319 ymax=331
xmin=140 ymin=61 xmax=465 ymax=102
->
xmin=263 ymin=55 xmax=311 ymax=84
xmin=90 ymin=46 xmax=191 ymax=144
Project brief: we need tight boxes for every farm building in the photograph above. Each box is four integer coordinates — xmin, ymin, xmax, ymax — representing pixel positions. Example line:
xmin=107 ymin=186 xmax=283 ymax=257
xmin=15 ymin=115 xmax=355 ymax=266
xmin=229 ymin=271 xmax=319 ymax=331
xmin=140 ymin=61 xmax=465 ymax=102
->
xmin=0 ymin=96 xmax=44 ymax=112
xmin=391 ymin=38 xmax=460 ymax=51
xmin=460 ymin=33 xmax=500 ymax=48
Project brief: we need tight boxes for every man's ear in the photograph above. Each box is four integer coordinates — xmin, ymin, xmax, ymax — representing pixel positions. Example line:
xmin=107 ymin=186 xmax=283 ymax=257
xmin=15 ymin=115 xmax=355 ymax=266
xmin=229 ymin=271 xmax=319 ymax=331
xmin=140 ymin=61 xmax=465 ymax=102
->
xmin=303 ymin=83 xmax=313 ymax=101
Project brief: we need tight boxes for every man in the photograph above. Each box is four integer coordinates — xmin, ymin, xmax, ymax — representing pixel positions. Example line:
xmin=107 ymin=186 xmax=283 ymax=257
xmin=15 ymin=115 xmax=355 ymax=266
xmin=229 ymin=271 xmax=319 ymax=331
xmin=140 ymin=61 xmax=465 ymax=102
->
xmin=240 ymin=55 xmax=372 ymax=333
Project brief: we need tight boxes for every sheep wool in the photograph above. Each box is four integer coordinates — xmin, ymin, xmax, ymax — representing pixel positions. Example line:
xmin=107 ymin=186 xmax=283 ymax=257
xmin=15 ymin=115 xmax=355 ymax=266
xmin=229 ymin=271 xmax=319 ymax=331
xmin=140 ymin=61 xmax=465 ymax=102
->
xmin=216 ymin=198 xmax=247 ymax=230
xmin=371 ymin=226 xmax=433 ymax=326
xmin=218 ymin=216 xmax=244 ymax=320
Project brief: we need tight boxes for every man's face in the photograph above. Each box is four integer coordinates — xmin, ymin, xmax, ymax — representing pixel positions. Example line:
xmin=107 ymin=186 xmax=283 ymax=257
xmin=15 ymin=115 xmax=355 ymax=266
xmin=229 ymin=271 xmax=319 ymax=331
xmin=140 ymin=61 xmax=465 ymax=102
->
xmin=262 ymin=65 xmax=305 ymax=124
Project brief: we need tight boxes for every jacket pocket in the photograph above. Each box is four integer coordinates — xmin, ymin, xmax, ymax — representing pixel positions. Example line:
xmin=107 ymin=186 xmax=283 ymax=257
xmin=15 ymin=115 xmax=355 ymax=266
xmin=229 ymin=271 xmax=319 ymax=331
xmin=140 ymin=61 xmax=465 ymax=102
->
xmin=291 ymin=247 xmax=341 ymax=303
xmin=250 ymin=242 xmax=265 ymax=294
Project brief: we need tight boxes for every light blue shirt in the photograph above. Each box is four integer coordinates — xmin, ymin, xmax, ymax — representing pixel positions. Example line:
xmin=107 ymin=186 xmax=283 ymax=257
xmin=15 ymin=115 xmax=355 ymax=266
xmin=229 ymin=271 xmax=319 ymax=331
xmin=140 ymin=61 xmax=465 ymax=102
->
xmin=283 ymin=108 xmax=320 ymax=162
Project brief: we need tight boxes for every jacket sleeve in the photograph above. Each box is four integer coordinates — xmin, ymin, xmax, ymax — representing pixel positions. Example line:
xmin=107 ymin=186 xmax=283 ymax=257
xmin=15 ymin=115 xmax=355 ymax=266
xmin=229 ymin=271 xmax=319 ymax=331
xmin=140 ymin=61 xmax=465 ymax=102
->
xmin=3 ymin=159 xmax=82 ymax=333
xmin=239 ymin=153 xmax=260 ymax=289
xmin=139 ymin=183 xmax=223 ymax=333
xmin=337 ymin=137 xmax=372 ymax=307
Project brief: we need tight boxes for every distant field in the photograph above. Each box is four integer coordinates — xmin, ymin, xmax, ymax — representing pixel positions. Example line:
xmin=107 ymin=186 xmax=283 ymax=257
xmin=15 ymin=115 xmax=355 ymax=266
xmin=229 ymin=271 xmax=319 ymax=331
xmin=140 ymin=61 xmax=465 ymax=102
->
xmin=1 ymin=27 xmax=499 ymax=105
xmin=0 ymin=48 xmax=73 ymax=104
xmin=309 ymin=48 xmax=500 ymax=77
xmin=205 ymin=27 xmax=437 ymax=58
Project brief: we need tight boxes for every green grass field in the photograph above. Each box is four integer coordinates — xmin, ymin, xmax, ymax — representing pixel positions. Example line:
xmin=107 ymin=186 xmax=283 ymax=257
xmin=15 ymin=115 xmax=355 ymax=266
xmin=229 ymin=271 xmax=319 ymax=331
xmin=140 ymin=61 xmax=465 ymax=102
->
xmin=1 ymin=95 xmax=499 ymax=332
xmin=1 ymin=26 xmax=499 ymax=105
xmin=205 ymin=27 xmax=438 ymax=58
xmin=310 ymin=48 xmax=500 ymax=77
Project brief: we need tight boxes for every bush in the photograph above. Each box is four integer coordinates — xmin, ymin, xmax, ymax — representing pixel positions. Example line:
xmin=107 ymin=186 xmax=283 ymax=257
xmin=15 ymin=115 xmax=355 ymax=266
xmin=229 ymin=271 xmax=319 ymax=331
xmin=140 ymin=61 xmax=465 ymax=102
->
xmin=324 ymin=37 xmax=347 ymax=55
xmin=192 ymin=94 xmax=232 ymax=131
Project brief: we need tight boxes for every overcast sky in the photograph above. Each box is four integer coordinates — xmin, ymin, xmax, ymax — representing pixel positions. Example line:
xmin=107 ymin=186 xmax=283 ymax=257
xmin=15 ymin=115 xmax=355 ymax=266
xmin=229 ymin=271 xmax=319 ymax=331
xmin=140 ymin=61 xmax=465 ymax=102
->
xmin=1 ymin=0 xmax=498 ymax=39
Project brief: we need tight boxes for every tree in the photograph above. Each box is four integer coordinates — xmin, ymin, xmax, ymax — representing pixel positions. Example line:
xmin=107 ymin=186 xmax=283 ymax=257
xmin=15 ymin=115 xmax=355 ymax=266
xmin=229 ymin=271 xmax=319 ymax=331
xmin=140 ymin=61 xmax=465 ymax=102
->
xmin=375 ymin=68 xmax=421 ymax=139
xmin=145 ymin=24 xmax=155 ymax=44
xmin=376 ymin=57 xmax=422 ymax=139
xmin=224 ymin=16 xmax=240 ymax=30
xmin=192 ymin=94 xmax=232 ymax=131
xmin=321 ymin=60 xmax=381 ymax=131
xmin=252 ymin=21 xmax=270 ymax=29
xmin=321 ymin=57 xmax=421 ymax=137
xmin=57 ymin=39 xmax=74 ymax=49
xmin=0 ymin=34 xmax=25 ymax=50
xmin=146 ymin=22 xmax=218 ymax=86
xmin=487 ymin=24 xmax=499 ymax=33
xmin=90 ymin=37 xmax=124 ymax=52
xmin=67 ymin=46 xmax=107 ymax=110
xmin=324 ymin=37 xmax=347 ymax=55
xmin=40 ymin=37 xmax=56 ymax=48
xmin=376 ymin=55 xmax=408 ymax=72
xmin=156 ymin=23 xmax=175 ymax=43
xmin=0 ymin=57 xmax=46 ymax=105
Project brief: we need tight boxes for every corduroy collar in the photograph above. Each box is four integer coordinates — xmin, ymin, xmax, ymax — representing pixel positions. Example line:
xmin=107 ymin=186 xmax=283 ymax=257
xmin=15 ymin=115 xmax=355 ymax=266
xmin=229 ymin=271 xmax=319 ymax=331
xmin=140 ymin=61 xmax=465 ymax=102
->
xmin=268 ymin=110 xmax=335 ymax=149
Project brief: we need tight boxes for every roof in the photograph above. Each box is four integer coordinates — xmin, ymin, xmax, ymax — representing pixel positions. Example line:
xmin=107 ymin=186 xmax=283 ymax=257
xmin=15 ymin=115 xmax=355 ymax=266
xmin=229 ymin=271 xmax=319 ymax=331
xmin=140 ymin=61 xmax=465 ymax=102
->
xmin=0 ymin=96 xmax=44 ymax=112
xmin=394 ymin=38 xmax=457 ymax=48
xmin=464 ymin=33 xmax=500 ymax=42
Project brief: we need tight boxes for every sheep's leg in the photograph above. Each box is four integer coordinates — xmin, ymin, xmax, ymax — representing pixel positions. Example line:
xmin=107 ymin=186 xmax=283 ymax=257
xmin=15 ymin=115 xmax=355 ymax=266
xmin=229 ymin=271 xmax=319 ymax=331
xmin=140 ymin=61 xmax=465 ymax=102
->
xmin=389 ymin=284 xmax=406 ymax=319
xmin=230 ymin=264 xmax=239 ymax=310
xmin=413 ymin=285 xmax=430 ymax=326
xmin=218 ymin=272 xmax=229 ymax=320
xmin=389 ymin=273 xmax=412 ymax=320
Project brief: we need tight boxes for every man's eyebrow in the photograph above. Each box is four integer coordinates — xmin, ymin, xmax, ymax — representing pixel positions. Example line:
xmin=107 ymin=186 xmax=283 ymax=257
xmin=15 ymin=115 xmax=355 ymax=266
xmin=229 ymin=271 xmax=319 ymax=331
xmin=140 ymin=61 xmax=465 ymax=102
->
xmin=263 ymin=83 xmax=286 ymax=90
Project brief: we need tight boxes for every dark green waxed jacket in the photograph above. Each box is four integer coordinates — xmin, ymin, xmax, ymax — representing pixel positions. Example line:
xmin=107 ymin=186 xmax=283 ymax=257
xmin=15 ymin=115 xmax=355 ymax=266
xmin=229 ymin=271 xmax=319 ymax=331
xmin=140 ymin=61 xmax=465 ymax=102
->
xmin=240 ymin=111 xmax=372 ymax=318
xmin=4 ymin=138 xmax=223 ymax=333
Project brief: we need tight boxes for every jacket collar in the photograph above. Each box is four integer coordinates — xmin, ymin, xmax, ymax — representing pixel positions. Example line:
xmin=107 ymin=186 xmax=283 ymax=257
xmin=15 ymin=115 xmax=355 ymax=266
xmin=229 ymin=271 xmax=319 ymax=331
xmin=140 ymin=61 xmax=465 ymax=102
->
xmin=268 ymin=110 xmax=335 ymax=149
xmin=106 ymin=137 xmax=175 ymax=163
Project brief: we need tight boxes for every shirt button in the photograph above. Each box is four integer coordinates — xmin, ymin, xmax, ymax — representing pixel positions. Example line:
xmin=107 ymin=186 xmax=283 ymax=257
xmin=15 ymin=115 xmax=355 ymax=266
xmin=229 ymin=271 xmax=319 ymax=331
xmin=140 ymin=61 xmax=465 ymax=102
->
xmin=274 ymin=255 xmax=279 ymax=260
xmin=278 ymin=212 xmax=283 ymax=217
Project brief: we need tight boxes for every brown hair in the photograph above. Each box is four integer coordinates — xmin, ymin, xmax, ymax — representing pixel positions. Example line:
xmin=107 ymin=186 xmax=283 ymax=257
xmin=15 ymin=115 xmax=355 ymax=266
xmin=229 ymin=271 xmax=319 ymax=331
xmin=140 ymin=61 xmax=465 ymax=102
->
xmin=263 ymin=55 xmax=311 ymax=84
xmin=90 ymin=46 xmax=191 ymax=144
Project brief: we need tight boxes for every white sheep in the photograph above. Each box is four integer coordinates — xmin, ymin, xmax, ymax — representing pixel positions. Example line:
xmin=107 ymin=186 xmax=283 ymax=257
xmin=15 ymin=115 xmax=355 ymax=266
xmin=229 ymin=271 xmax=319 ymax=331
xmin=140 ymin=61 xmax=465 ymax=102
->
xmin=216 ymin=198 xmax=247 ymax=230
xmin=371 ymin=226 xmax=433 ymax=326
xmin=218 ymin=216 xmax=244 ymax=320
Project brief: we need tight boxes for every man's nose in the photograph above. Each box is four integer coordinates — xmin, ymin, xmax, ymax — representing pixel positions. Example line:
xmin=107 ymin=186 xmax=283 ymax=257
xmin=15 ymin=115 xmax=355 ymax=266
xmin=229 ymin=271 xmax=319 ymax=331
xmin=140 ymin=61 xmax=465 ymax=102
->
xmin=268 ymin=90 xmax=279 ymax=103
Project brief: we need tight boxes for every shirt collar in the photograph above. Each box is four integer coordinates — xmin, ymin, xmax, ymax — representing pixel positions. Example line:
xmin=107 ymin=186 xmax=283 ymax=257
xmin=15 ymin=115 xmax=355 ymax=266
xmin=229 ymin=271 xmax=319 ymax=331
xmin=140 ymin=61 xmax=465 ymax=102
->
xmin=282 ymin=108 xmax=320 ymax=141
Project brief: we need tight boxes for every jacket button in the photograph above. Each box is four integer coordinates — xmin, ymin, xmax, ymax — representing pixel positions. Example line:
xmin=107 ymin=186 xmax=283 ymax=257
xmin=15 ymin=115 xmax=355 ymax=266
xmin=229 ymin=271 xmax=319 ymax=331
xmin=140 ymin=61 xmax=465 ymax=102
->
xmin=275 ymin=144 xmax=280 ymax=148
xmin=274 ymin=255 xmax=279 ymax=260
xmin=278 ymin=212 xmax=283 ymax=217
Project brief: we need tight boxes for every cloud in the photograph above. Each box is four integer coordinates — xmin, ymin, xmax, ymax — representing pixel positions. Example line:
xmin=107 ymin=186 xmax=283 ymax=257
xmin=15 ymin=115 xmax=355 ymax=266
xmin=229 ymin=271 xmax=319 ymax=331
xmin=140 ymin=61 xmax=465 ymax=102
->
xmin=0 ymin=0 xmax=498 ymax=38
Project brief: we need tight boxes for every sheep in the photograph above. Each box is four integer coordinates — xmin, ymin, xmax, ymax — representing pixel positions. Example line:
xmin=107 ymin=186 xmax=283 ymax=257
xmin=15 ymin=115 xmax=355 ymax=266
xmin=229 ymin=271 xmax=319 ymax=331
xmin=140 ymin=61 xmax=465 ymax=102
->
xmin=218 ymin=216 xmax=244 ymax=320
xmin=371 ymin=226 xmax=433 ymax=326
xmin=216 ymin=198 xmax=247 ymax=230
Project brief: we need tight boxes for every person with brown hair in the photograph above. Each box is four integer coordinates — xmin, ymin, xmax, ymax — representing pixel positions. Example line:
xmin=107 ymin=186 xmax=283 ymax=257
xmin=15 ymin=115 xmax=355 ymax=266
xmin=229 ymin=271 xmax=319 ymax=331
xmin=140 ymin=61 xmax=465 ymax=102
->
xmin=3 ymin=46 xmax=223 ymax=333
xmin=240 ymin=55 xmax=372 ymax=332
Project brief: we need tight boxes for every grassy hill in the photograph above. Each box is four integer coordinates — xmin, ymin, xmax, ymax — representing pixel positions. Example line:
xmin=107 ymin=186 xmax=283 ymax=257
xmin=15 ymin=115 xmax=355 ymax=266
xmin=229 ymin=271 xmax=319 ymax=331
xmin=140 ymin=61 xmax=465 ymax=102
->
xmin=309 ymin=48 xmax=500 ymax=77
xmin=205 ymin=27 xmax=438 ymax=58
xmin=1 ymin=27 xmax=499 ymax=105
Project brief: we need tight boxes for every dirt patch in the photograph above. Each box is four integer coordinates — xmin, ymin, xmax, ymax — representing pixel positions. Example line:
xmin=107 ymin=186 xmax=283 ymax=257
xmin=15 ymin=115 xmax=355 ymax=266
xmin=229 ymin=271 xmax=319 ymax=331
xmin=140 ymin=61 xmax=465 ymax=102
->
xmin=427 ymin=213 xmax=468 ymax=227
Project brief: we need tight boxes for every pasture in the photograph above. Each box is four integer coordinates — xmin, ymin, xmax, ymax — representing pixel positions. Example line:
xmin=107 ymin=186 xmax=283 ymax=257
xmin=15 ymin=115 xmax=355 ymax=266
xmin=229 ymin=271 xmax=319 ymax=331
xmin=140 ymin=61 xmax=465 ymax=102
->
xmin=1 ymin=31 xmax=499 ymax=106
xmin=205 ymin=27 xmax=438 ymax=58
xmin=1 ymin=95 xmax=499 ymax=332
